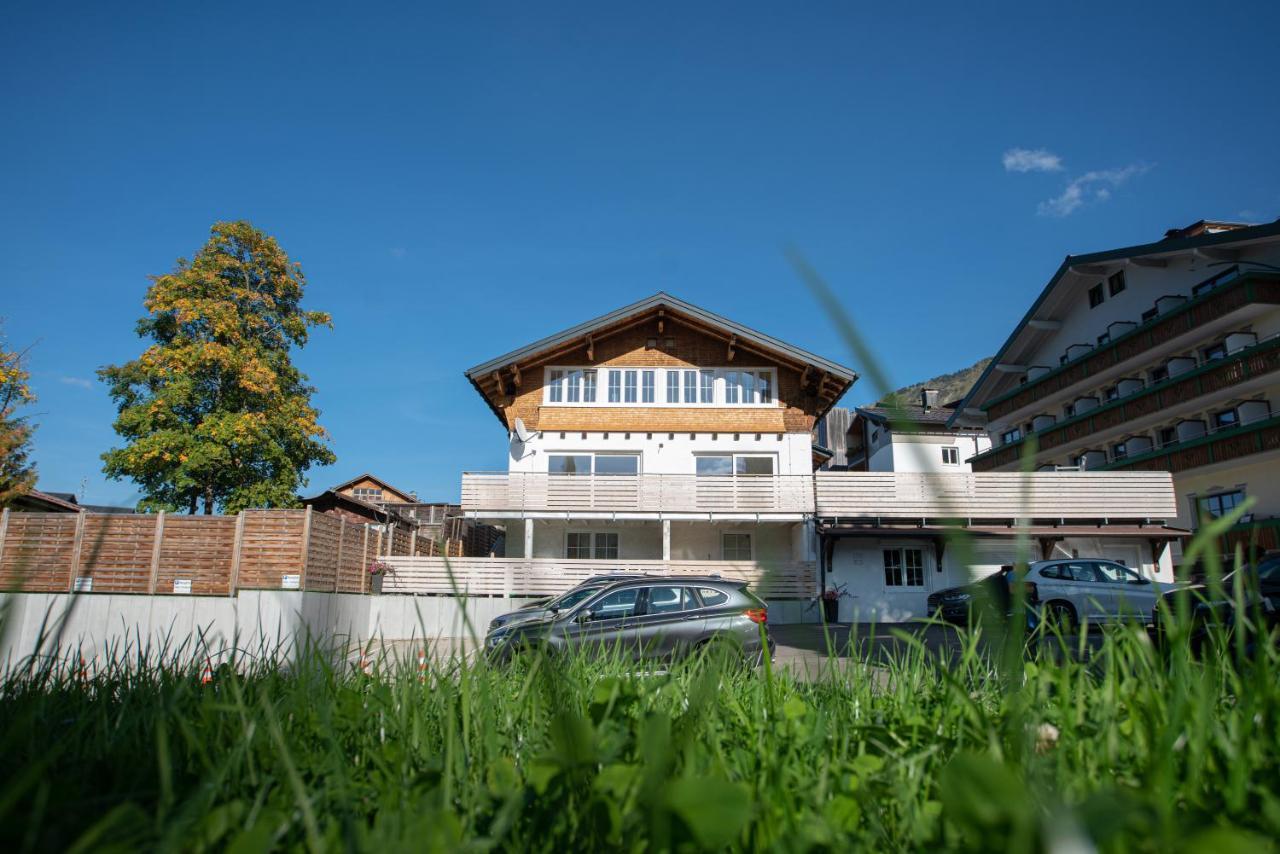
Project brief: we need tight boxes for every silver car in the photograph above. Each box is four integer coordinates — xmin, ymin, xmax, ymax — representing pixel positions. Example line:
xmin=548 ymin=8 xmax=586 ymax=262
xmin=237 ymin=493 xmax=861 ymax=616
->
xmin=485 ymin=577 xmax=774 ymax=664
xmin=1029 ymin=558 xmax=1169 ymax=626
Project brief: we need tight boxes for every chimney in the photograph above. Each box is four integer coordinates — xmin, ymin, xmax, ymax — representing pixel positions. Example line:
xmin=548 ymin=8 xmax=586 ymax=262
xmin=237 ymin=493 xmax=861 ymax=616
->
xmin=921 ymin=388 xmax=940 ymax=410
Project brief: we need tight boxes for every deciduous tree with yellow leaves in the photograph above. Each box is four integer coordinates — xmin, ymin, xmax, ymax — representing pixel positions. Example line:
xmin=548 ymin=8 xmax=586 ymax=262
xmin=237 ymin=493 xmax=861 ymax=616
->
xmin=0 ymin=327 xmax=38 ymax=506
xmin=100 ymin=221 xmax=336 ymax=513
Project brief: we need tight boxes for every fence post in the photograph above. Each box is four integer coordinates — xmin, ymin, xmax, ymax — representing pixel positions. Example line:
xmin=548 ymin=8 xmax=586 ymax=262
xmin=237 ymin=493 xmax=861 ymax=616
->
xmin=228 ymin=511 xmax=246 ymax=596
xmin=335 ymin=517 xmax=346 ymax=593
xmin=148 ymin=511 xmax=166 ymax=594
xmin=68 ymin=512 xmax=86 ymax=592
xmin=362 ymin=524 xmax=370 ymax=594
xmin=299 ymin=505 xmax=313 ymax=590
xmin=0 ymin=507 xmax=8 ymax=570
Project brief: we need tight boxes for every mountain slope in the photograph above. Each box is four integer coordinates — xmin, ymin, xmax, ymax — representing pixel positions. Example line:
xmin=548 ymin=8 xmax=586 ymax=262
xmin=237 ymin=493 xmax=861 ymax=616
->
xmin=887 ymin=357 xmax=992 ymax=408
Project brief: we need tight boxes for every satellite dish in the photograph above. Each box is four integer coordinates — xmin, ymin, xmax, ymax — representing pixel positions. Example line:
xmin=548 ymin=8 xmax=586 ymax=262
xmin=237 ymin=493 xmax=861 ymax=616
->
xmin=513 ymin=418 xmax=534 ymax=444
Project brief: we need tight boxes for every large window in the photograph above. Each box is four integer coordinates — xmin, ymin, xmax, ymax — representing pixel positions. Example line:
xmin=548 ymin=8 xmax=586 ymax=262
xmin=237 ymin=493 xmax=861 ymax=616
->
xmin=548 ymin=453 xmax=639 ymax=475
xmin=695 ymin=454 xmax=775 ymax=475
xmin=352 ymin=487 xmax=383 ymax=501
xmin=1198 ymin=489 xmax=1245 ymax=521
xmin=722 ymin=533 xmax=752 ymax=560
xmin=883 ymin=548 xmax=925 ymax=588
xmin=566 ymin=531 xmax=620 ymax=559
xmin=546 ymin=366 xmax=778 ymax=407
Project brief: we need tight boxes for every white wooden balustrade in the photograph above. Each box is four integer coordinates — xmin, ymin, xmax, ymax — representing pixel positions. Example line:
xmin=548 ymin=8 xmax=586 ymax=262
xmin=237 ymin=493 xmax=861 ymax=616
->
xmin=380 ymin=557 xmax=817 ymax=598
xmin=461 ymin=473 xmax=814 ymax=515
xmin=813 ymin=471 xmax=1177 ymax=520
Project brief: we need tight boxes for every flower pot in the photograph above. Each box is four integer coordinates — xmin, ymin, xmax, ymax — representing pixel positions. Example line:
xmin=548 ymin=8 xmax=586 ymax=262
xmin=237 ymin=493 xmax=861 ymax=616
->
xmin=371 ymin=574 xmax=384 ymax=595
xmin=822 ymin=598 xmax=839 ymax=624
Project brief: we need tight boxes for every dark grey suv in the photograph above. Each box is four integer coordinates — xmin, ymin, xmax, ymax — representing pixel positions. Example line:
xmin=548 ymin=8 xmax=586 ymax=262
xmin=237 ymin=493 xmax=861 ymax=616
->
xmin=485 ymin=577 xmax=774 ymax=664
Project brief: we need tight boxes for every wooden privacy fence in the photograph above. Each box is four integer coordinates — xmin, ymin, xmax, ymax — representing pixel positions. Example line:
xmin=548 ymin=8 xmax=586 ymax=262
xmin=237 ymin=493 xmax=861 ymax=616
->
xmin=0 ymin=508 xmax=421 ymax=596
xmin=381 ymin=557 xmax=818 ymax=599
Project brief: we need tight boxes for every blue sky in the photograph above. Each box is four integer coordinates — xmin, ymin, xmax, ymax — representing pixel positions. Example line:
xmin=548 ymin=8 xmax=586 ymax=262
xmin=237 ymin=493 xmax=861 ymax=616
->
xmin=3 ymin=1 xmax=1278 ymax=506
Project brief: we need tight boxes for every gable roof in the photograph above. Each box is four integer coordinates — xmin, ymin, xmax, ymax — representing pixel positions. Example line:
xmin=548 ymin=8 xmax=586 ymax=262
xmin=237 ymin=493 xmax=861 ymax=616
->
xmin=328 ymin=473 xmax=415 ymax=503
xmin=948 ymin=218 xmax=1280 ymax=427
xmin=465 ymin=292 xmax=858 ymax=425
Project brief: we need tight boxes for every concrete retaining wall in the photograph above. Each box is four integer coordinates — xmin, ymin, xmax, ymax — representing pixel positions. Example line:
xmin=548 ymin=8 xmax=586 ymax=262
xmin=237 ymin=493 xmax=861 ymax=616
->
xmin=0 ymin=592 xmax=815 ymax=669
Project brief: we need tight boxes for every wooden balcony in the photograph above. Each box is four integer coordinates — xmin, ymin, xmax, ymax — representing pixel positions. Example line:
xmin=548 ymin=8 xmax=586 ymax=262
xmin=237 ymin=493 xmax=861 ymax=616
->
xmin=1099 ymin=414 xmax=1280 ymax=474
xmin=813 ymin=471 xmax=1176 ymax=521
xmin=379 ymin=556 xmax=817 ymax=598
xmin=971 ymin=335 xmax=1280 ymax=472
xmin=984 ymin=271 xmax=1280 ymax=423
xmin=460 ymin=473 xmax=815 ymax=517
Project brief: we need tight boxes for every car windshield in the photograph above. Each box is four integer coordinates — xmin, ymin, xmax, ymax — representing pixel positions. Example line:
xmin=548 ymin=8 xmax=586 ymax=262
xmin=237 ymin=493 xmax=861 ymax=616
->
xmin=546 ymin=585 xmax=602 ymax=611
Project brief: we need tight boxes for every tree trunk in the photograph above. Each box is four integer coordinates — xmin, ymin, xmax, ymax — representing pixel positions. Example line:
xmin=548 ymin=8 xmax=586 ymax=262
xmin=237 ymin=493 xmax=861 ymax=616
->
xmin=188 ymin=492 xmax=198 ymax=515
xmin=203 ymin=487 xmax=214 ymax=515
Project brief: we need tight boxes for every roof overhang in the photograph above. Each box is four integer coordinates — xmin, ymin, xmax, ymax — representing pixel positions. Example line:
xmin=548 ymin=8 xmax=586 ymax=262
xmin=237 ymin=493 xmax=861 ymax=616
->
xmin=948 ymin=219 xmax=1280 ymax=427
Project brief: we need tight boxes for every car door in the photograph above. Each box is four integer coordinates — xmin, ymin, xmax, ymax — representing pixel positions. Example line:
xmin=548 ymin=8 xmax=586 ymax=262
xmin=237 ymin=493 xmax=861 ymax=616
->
xmin=563 ymin=587 xmax=643 ymax=658
xmin=629 ymin=585 xmax=699 ymax=660
xmin=1097 ymin=561 xmax=1157 ymax=620
xmin=1060 ymin=561 xmax=1112 ymax=621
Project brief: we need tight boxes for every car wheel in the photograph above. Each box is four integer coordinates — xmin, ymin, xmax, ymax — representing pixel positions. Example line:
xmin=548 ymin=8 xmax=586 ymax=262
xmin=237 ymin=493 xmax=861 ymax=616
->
xmin=1044 ymin=601 xmax=1078 ymax=633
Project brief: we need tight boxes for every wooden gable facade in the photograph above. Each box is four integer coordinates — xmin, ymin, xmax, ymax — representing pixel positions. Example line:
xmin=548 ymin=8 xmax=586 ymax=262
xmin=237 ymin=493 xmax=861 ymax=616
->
xmin=467 ymin=295 xmax=855 ymax=435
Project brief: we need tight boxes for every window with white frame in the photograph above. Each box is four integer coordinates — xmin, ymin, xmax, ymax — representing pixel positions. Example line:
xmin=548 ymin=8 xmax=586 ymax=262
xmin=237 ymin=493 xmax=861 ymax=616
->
xmin=883 ymin=548 xmax=925 ymax=588
xmin=941 ymin=446 xmax=959 ymax=465
xmin=352 ymin=487 xmax=383 ymax=501
xmin=695 ymin=454 xmax=775 ymax=475
xmin=722 ymin=532 xmax=752 ymax=560
xmin=566 ymin=531 xmax=619 ymax=559
xmin=547 ymin=453 xmax=639 ymax=475
xmin=544 ymin=366 xmax=778 ymax=407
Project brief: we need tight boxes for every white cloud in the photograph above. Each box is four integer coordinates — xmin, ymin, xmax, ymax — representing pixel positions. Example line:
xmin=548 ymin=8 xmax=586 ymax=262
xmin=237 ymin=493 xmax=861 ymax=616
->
xmin=1002 ymin=148 xmax=1063 ymax=173
xmin=59 ymin=376 xmax=93 ymax=389
xmin=1037 ymin=164 xmax=1151 ymax=217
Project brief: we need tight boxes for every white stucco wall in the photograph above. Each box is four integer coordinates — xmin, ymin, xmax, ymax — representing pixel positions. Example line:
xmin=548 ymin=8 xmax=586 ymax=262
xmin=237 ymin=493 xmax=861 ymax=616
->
xmin=878 ymin=433 xmax=992 ymax=472
xmin=503 ymin=519 xmax=806 ymax=562
xmin=828 ymin=534 xmax=1173 ymax=623
xmin=506 ymin=430 xmax=815 ymax=476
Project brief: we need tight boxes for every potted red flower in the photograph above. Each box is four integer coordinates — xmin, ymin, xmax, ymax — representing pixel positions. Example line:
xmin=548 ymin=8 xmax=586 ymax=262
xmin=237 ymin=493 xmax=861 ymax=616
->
xmin=368 ymin=560 xmax=391 ymax=594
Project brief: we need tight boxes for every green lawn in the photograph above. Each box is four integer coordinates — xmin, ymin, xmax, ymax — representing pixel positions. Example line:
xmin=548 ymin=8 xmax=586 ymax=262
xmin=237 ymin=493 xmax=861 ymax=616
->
xmin=0 ymin=608 xmax=1276 ymax=852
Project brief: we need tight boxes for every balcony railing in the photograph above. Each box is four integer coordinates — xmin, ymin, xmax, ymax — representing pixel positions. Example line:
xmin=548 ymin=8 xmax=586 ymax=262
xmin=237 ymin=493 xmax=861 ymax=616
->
xmin=380 ymin=556 xmax=817 ymax=598
xmin=813 ymin=471 xmax=1176 ymax=521
xmin=1098 ymin=414 xmax=1280 ymax=474
xmin=460 ymin=472 xmax=815 ymax=515
xmin=984 ymin=271 xmax=1280 ymax=422
xmin=971 ymin=334 xmax=1280 ymax=472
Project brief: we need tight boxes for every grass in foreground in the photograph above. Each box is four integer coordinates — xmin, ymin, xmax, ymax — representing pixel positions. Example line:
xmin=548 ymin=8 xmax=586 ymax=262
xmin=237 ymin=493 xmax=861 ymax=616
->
xmin=0 ymin=616 xmax=1277 ymax=853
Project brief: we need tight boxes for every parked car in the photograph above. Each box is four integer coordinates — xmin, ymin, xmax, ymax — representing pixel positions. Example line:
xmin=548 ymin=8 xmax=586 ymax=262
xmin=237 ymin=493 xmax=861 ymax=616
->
xmin=930 ymin=559 xmax=1169 ymax=627
xmin=486 ymin=576 xmax=774 ymax=665
xmin=487 ymin=573 xmax=649 ymax=632
xmin=927 ymin=565 xmax=1039 ymax=624
xmin=1153 ymin=554 xmax=1280 ymax=649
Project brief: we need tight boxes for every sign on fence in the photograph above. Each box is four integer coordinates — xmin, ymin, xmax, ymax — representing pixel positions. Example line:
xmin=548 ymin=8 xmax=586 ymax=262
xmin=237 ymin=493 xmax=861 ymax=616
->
xmin=73 ymin=577 xmax=92 ymax=592
xmin=173 ymin=579 xmax=192 ymax=594
xmin=281 ymin=574 xmax=300 ymax=590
